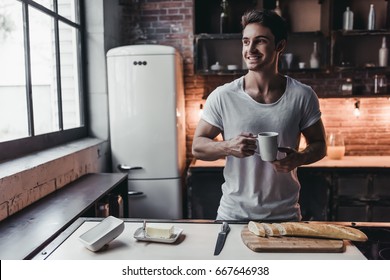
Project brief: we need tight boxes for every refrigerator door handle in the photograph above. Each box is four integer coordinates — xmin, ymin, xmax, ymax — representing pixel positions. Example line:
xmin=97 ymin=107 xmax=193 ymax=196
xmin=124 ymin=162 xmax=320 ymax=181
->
xmin=117 ymin=164 xmax=143 ymax=172
xmin=128 ymin=191 xmax=145 ymax=196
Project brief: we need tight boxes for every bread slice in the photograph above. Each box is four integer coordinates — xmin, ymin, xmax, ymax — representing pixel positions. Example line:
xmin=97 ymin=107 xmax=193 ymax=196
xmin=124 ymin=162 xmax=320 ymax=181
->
xmin=272 ymin=223 xmax=287 ymax=236
xmin=260 ymin=223 xmax=274 ymax=236
xmin=248 ymin=221 xmax=265 ymax=237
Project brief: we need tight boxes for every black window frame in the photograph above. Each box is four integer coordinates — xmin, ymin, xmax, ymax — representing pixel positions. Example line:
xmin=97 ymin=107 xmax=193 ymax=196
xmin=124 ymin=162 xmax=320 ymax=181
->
xmin=0 ymin=0 xmax=88 ymax=163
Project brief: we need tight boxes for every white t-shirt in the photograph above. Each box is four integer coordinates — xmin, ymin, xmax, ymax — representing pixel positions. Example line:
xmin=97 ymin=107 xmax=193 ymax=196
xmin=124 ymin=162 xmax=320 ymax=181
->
xmin=201 ymin=75 xmax=321 ymax=221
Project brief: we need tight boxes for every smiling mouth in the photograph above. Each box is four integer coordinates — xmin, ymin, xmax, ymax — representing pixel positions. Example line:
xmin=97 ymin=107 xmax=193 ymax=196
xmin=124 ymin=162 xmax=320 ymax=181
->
xmin=246 ymin=55 xmax=261 ymax=62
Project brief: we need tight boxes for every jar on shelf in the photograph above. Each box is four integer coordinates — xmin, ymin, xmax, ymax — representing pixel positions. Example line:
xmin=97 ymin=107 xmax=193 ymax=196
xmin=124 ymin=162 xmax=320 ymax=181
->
xmin=274 ymin=0 xmax=282 ymax=17
xmin=379 ymin=37 xmax=388 ymax=67
xmin=374 ymin=75 xmax=387 ymax=94
xmin=342 ymin=7 xmax=353 ymax=31
xmin=220 ymin=0 xmax=229 ymax=33
xmin=368 ymin=4 xmax=376 ymax=30
xmin=310 ymin=42 xmax=320 ymax=69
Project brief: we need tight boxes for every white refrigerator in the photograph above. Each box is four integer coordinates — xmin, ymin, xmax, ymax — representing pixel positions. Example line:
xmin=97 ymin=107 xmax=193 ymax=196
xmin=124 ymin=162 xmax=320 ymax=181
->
xmin=106 ymin=45 xmax=186 ymax=219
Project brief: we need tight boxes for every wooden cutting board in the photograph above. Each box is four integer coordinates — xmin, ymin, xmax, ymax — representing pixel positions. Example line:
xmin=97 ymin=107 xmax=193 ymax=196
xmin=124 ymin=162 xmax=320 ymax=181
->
xmin=241 ymin=226 xmax=346 ymax=253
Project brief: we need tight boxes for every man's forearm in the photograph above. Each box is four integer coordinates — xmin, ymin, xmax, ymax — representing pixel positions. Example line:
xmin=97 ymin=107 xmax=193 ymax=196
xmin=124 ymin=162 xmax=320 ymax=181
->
xmin=299 ymin=141 xmax=327 ymax=166
xmin=192 ymin=137 xmax=228 ymax=161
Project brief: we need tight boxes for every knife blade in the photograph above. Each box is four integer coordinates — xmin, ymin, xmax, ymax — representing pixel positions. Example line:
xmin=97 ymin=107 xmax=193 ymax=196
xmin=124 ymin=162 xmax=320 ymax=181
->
xmin=214 ymin=222 xmax=230 ymax=256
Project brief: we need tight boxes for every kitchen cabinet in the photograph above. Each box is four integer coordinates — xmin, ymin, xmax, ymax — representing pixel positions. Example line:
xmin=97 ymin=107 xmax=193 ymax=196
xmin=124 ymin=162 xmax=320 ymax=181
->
xmin=332 ymin=169 xmax=390 ymax=222
xmin=186 ymin=158 xmax=390 ymax=222
xmin=194 ymin=0 xmax=390 ymax=96
xmin=297 ymin=169 xmax=331 ymax=221
xmin=186 ymin=159 xmax=331 ymax=220
xmin=186 ymin=159 xmax=224 ymax=219
xmin=297 ymin=167 xmax=390 ymax=222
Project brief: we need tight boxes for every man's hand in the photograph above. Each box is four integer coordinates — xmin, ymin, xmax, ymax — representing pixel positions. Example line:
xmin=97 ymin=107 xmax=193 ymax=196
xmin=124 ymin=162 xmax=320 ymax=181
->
xmin=272 ymin=147 xmax=301 ymax=173
xmin=227 ymin=132 xmax=258 ymax=158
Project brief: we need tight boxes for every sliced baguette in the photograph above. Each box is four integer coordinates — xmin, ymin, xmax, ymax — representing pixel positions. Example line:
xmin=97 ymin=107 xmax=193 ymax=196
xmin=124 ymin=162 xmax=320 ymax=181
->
xmin=281 ymin=222 xmax=368 ymax=242
xmin=264 ymin=223 xmax=285 ymax=236
xmin=248 ymin=221 xmax=265 ymax=237
xmin=248 ymin=222 xmax=284 ymax=237
xmin=260 ymin=223 xmax=274 ymax=236
xmin=272 ymin=223 xmax=287 ymax=236
xmin=247 ymin=221 xmax=367 ymax=242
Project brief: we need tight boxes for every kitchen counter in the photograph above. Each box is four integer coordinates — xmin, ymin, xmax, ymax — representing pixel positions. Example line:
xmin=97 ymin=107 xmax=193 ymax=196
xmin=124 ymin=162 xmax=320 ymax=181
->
xmin=32 ymin=218 xmax=376 ymax=260
xmin=191 ymin=156 xmax=390 ymax=168
xmin=304 ymin=156 xmax=390 ymax=168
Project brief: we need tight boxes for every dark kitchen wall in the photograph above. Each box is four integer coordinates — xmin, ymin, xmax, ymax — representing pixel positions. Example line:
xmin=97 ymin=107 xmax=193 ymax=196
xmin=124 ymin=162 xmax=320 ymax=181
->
xmin=118 ymin=0 xmax=390 ymax=164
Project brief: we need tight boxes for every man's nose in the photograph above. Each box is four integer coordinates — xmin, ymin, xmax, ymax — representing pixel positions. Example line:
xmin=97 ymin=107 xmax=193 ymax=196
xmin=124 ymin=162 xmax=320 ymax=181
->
xmin=248 ymin=40 xmax=258 ymax=51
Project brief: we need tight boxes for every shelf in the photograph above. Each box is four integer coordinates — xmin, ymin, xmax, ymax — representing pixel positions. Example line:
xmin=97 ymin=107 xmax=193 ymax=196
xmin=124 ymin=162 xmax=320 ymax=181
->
xmin=331 ymin=0 xmax=389 ymax=31
xmin=334 ymin=66 xmax=390 ymax=72
xmin=194 ymin=0 xmax=256 ymax=34
xmin=194 ymin=34 xmax=244 ymax=74
xmin=194 ymin=0 xmax=326 ymax=35
xmin=333 ymin=30 xmax=390 ymax=36
xmin=195 ymin=32 xmax=328 ymax=74
xmin=195 ymin=33 xmax=242 ymax=39
xmin=281 ymin=68 xmax=327 ymax=73
xmin=332 ymin=34 xmax=390 ymax=68
xmin=193 ymin=0 xmax=390 ymax=98
xmin=196 ymin=69 xmax=247 ymax=76
xmin=318 ymin=94 xmax=390 ymax=98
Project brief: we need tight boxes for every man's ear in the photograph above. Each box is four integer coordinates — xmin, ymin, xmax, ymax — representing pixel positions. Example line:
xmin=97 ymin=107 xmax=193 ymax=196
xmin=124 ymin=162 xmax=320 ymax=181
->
xmin=276 ymin=39 xmax=286 ymax=52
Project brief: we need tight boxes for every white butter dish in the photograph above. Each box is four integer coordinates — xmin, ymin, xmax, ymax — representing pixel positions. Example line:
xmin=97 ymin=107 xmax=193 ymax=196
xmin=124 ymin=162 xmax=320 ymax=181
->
xmin=78 ymin=216 xmax=124 ymax=252
xmin=227 ymin=64 xmax=238 ymax=70
xmin=134 ymin=226 xmax=183 ymax=243
xmin=210 ymin=62 xmax=224 ymax=71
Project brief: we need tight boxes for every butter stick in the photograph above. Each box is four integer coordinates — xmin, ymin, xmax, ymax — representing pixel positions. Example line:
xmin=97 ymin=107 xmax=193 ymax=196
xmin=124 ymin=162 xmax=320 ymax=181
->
xmin=145 ymin=224 xmax=174 ymax=239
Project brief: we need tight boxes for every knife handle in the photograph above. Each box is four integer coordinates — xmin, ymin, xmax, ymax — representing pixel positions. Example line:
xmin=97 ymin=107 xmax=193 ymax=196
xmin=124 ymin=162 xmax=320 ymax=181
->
xmin=222 ymin=222 xmax=230 ymax=233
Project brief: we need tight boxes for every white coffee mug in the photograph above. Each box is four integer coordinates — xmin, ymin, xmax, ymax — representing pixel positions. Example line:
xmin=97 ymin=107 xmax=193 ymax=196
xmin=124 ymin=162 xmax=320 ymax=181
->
xmin=255 ymin=132 xmax=279 ymax=161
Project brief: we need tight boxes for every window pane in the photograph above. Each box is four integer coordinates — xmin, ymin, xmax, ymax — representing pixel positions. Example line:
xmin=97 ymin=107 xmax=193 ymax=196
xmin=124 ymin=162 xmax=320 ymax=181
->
xmin=0 ymin=0 xmax=29 ymax=142
xmin=59 ymin=21 xmax=82 ymax=129
xmin=58 ymin=0 xmax=79 ymax=23
xmin=29 ymin=7 xmax=59 ymax=135
xmin=33 ymin=0 xmax=53 ymax=12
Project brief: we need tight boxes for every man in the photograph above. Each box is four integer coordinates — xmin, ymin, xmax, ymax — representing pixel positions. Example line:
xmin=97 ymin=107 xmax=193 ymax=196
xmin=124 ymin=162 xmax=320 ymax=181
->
xmin=192 ymin=10 xmax=327 ymax=221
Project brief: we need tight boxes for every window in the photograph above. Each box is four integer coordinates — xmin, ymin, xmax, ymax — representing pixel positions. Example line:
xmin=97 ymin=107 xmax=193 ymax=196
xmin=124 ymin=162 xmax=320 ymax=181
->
xmin=0 ymin=0 xmax=86 ymax=162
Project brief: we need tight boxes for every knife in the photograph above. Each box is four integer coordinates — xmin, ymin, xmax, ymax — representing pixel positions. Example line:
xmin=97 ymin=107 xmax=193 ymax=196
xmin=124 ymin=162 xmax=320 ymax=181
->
xmin=214 ymin=222 xmax=230 ymax=256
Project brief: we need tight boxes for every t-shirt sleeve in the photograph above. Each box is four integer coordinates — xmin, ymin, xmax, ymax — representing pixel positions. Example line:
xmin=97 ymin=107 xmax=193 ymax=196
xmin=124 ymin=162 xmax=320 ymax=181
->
xmin=300 ymin=87 xmax=322 ymax=130
xmin=201 ymin=88 xmax=224 ymax=130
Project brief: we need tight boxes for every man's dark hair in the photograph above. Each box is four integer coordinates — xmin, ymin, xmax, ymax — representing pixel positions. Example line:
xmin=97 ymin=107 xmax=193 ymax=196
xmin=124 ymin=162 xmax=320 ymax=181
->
xmin=241 ymin=9 xmax=288 ymax=46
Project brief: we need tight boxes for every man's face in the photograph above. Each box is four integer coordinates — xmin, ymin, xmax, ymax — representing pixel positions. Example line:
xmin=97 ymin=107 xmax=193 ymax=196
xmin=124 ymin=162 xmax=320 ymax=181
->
xmin=242 ymin=23 xmax=283 ymax=72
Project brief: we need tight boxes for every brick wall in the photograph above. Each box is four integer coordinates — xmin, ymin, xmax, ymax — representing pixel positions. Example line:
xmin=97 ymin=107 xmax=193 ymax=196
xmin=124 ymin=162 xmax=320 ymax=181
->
xmin=320 ymin=97 xmax=390 ymax=156
xmin=121 ymin=0 xmax=390 ymax=164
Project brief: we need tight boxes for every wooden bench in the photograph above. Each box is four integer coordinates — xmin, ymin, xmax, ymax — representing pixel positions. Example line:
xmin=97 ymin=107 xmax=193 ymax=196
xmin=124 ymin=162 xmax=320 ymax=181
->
xmin=0 ymin=173 xmax=127 ymax=260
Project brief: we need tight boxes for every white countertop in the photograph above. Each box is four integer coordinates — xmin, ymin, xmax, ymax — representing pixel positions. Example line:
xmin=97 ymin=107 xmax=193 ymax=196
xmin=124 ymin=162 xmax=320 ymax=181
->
xmin=44 ymin=221 xmax=366 ymax=260
xmin=191 ymin=156 xmax=390 ymax=168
